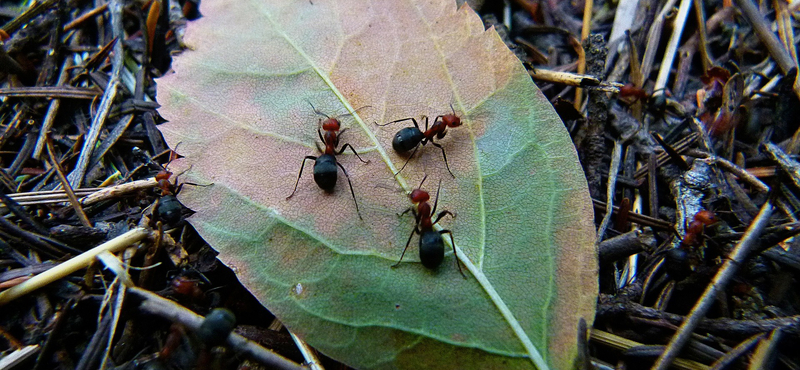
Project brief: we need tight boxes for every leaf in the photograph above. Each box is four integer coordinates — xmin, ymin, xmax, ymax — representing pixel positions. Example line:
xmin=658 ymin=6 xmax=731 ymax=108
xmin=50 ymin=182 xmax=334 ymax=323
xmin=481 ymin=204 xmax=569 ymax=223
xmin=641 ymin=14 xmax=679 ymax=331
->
xmin=157 ymin=0 xmax=597 ymax=369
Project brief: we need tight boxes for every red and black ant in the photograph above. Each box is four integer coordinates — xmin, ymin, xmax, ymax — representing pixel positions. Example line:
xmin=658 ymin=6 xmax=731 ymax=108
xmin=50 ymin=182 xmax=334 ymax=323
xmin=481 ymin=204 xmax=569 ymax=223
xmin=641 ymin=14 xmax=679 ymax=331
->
xmin=665 ymin=210 xmax=718 ymax=281
xmin=393 ymin=175 xmax=466 ymax=277
xmin=149 ymin=149 xmax=193 ymax=226
xmin=680 ymin=209 xmax=717 ymax=248
xmin=375 ymin=105 xmax=462 ymax=178
xmin=618 ymin=83 xmax=649 ymax=102
xmin=145 ymin=147 xmax=209 ymax=226
xmin=618 ymin=83 xmax=669 ymax=113
xmin=287 ymin=103 xmax=370 ymax=219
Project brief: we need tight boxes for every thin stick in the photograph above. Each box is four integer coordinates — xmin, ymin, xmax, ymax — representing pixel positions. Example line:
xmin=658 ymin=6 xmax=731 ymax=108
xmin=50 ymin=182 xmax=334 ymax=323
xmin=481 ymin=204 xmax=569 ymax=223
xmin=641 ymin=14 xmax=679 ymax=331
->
xmin=46 ymin=138 xmax=92 ymax=227
xmin=0 ymin=228 xmax=150 ymax=306
xmin=81 ymin=178 xmax=158 ymax=206
xmin=1 ymin=188 xmax=100 ymax=206
xmin=574 ymin=0 xmax=593 ymax=109
xmin=692 ymin=0 xmax=712 ymax=72
xmin=589 ymin=330 xmax=707 ymax=370
xmin=640 ymin=0 xmax=679 ymax=80
xmin=0 ymin=87 xmax=100 ymax=99
xmin=67 ymin=0 xmax=124 ymax=188
xmin=652 ymin=200 xmax=774 ymax=370
xmin=529 ymin=68 xmax=624 ymax=92
xmin=697 ymin=154 xmax=770 ymax=193
xmin=289 ymin=330 xmax=324 ymax=370
xmin=653 ymin=0 xmax=693 ymax=95
xmin=34 ymin=58 xmax=73 ymax=158
xmin=64 ymin=4 xmax=108 ymax=31
xmin=596 ymin=140 xmax=622 ymax=244
xmin=732 ymin=0 xmax=794 ymax=75
xmin=128 ymin=287 xmax=304 ymax=370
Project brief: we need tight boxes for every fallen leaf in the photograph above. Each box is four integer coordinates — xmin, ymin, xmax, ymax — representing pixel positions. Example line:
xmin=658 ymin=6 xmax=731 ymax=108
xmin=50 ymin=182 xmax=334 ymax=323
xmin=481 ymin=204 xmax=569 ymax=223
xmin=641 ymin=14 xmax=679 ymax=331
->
xmin=157 ymin=0 xmax=597 ymax=369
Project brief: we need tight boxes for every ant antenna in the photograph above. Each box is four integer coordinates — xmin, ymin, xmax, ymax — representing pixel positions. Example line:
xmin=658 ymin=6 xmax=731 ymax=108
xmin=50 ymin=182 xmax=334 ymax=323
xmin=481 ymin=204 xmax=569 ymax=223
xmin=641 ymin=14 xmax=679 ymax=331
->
xmin=334 ymin=105 xmax=373 ymax=120
xmin=432 ymin=178 xmax=442 ymax=212
xmin=307 ymin=101 xmax=372 ymax=121
xmin=307 ymin=101 xmax=330 ymax=119
xmin=449 ymin=103 xmax=456 ymax=115
xmin=417 ymin=174 xmax=428 ymax=189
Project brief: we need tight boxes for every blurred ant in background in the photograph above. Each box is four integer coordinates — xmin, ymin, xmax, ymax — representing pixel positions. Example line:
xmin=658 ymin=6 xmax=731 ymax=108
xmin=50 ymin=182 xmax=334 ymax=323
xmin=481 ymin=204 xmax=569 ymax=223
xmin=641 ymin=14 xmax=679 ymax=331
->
xmin=664 ymin=209 xmax=718 ymax=281
xmin=133 ymin=146 xmax=207 ymax=227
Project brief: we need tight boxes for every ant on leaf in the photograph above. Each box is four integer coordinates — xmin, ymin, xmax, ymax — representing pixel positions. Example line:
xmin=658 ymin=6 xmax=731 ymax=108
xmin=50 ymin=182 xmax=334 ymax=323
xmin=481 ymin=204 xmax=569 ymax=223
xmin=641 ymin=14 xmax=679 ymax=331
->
xmin=287 ymin=103 xmax=370 ymax=219
xmin=376 ymin=105 xmax=463 ymax=178
xmin=393 ymin=174 xmax=466 ymax=277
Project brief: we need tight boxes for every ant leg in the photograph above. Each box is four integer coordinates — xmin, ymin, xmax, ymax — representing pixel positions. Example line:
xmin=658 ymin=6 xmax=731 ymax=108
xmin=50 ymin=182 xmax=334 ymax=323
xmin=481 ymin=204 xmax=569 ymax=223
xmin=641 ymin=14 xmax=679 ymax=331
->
xmin=392 ymin=226 xmax=420 ymax=268
xmin=431 ymin=178 xmax=442 ymax=214
xmin=440 ymin=230 xmax=466 ymax=278
xmin=315 ymin=128 xmax=325 ymax=153
xmin=173 ymin=183 xmax=184 ymax=196
xmin=375 ymin=117 xmax=420 ymax=129
xmin=430 ymin=141 xmax=455 ymax=178
xmin=398 ymin=207 xmax=414 ymax=217
xmin=335 ymin=161 xmax=363 ymax=220
xmin=432 ymin=210 xmax=455 ymax=225
xmin=394 ymin=144 xmax=420 ymax=176
xmin=286 ymin=156 xmax=317 ymax=200
xmin=337 ymin=143 xmax=370 ymax=164
xmin=182 ymin=182 xmax=213 ymax=188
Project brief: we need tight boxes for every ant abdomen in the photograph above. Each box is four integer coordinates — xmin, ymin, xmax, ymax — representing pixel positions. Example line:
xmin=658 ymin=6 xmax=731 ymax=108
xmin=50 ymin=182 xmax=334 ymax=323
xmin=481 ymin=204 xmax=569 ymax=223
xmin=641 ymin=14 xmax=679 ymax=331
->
xmin=419 ymin=230 xmax=444 ymax=269
xmin=312 ymin=154 xmax=339 ymax=191
xmin=392 ymin=127 xmax=425 ymax=153
xmin=155 ymin=194 xmax=183 ymax=226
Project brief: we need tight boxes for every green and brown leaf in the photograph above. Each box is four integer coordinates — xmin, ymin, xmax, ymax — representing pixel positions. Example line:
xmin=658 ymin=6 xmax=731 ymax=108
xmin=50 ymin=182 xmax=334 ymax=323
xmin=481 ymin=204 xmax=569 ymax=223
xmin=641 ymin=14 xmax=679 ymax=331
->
xmin=157 ymin=0 xmax=597 ymax=369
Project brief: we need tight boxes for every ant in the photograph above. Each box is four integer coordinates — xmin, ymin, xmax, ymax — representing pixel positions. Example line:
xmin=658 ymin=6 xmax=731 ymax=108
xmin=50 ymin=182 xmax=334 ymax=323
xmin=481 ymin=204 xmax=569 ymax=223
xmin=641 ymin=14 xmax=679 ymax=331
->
xmin=393 ymin=175 xmax=466 ymax=277
xmin=151 ymin=150 xmax=187 ymax=226
xmin=147 ymin=147 xmax=209 ymax=226
xmin=375 ymin=105 xmax=462 ymax=178
xmin=618 ymin=83 xmax=649 ymax=102
xmin=287 ymin=103 xmax=370 ymax=219
xmin=618 ymin=84 xmax=669 ymax=113
xmin=680 ymin=210 xmax=717 ymax=248
xmin=665 ymin=210 xmax=718 ymax=281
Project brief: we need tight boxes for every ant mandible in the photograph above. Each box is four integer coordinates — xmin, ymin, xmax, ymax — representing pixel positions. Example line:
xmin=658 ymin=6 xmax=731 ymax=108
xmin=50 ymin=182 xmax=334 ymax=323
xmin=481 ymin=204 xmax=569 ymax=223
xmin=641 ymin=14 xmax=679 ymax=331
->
xmin=393 ymin=175 xmax=466 ymax=277
xmin=375 ymin=105 xmax=462 ymax=178
xmin=287 ymin=103 xmax=370 ymax=219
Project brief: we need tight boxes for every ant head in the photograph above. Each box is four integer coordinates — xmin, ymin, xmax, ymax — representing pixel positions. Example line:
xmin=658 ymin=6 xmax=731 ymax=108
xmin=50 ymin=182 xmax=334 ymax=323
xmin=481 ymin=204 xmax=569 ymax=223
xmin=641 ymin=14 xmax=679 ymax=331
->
xmin=694 ymin=210 xmax=717 ymax=225
xmin=321 ymin=117 xmax=341 ymax=131
xmin=409 ymin=174 xmax=430 ymax=203
xmin=409 ymin=189 xmax=430 ymax=203
xmin=442 ymin=114 xmax=461 ymax=127
xmin=155 ymin=170 xmax=173 ymax=182
xmin=443 ymin=103 xmax=462 ymax=127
